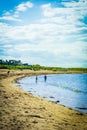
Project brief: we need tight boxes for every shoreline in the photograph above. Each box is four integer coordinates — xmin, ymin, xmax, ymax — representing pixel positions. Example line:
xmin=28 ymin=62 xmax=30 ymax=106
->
xmin=0 ymin=69 xmax=87 ymax=130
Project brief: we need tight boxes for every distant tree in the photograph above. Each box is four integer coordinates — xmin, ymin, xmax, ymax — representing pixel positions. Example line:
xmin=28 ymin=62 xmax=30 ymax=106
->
xmin=33 ymin=64 xmax=41 ymax=71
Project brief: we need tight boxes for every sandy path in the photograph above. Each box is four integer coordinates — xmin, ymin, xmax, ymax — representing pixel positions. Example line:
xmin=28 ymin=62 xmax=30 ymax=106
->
xmin=0 ymin=69 xmax=87 ymax=130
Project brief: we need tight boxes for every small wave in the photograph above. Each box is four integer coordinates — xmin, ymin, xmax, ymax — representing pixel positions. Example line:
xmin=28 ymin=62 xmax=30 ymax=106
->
xmin=49 ymin=83 xmax=87 ymax=94
xmin=63 ymin=86 xmax=87 ymax=94
xmin=61 ymin=86 xmax=87 ymax=94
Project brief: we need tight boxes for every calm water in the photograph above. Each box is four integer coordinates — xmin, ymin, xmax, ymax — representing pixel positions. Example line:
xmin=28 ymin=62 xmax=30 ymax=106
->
xmin=17 ymin=74 xmax=87 ymax=113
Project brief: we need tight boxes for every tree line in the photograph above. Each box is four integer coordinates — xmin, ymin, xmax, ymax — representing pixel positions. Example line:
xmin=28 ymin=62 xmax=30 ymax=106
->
xmin=0 ymin=63 xmax=87 ymax=73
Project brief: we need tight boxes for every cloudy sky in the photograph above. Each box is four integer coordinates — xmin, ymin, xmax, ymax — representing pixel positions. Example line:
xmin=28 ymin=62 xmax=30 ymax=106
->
xmin=0 ymin=0 xmax=87 ymax=67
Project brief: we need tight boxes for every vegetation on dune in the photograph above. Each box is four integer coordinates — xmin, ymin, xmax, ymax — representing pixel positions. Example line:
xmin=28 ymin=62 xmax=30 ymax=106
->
xmin=0 ymin=64 xmax=32 ymax=70
xmin=0 ymin=64 xmax=87 ymax=73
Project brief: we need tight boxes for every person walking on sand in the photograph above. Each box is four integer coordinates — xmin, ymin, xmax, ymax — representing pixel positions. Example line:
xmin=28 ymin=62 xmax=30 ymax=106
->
xmin=7 ymin=70 xmax=10 ymax=75
xmin=7 ymin=70 xmax=10 ymax=76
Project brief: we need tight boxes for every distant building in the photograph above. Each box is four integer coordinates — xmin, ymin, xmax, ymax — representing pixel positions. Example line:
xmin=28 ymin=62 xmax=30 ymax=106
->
xmin=0 ymin=59 xmax=22 ymax=66
xmin=8 ymin=60 xmax=22 ymax=65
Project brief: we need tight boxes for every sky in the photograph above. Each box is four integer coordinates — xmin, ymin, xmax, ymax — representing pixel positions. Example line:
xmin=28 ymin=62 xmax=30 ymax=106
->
xmin=0 ymin=0 xmax=87 ymax=67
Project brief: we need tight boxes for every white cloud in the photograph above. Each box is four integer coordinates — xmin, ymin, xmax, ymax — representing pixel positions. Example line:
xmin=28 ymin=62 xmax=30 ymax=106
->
xmin=41 ymin=0 xmax=87 ymax=21
xmin=62 ymin=0 xmax=87 ymax=17
xmin=0 ymin=12 xmax=20 ymax=22
xmin=0 ymin=15 xmax=21 ymax=22
xmin=41 ymin=3 xmax=73 ymax=17
xmin=0 ymin=19 xmax=86 ymax=47
xmin=16 ymin=1 xmax=34 ymax=12
xmin=0 ymin=1 xmax=34 ymax=22
xmin=40 ymin=1 xmax=87 ymax=42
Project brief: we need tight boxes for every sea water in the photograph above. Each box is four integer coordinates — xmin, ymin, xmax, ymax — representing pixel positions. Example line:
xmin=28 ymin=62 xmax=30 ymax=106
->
xmin=17 ymin=74 xmax=87 ymax=113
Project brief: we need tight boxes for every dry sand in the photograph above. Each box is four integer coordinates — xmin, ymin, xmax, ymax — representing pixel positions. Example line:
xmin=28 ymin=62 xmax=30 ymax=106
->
xmin=0 ymin=69 xmax=87 ymax=130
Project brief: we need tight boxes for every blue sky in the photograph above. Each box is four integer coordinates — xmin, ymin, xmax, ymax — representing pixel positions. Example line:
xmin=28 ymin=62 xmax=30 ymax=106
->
xmin=0 ymin=0 xmax=87 ymax=67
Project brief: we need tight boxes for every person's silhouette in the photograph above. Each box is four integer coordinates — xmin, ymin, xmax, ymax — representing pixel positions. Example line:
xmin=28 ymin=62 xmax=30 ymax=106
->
xmin=44 ymin=75 xmax=47 ymax=82
xmin=36 ymin=76 xmax=38 ymax=83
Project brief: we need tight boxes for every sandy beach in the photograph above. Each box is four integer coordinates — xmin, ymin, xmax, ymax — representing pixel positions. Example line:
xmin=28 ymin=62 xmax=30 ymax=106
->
xmin=0 ymin=69 xmax=87 ymax=130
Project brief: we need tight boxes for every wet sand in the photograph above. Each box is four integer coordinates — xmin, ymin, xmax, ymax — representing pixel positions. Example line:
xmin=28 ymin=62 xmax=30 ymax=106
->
xmin=0 ymin=69 xmax=87 ymax=130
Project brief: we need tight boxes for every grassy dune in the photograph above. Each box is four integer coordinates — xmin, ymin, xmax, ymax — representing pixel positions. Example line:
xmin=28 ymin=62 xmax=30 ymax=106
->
xmin=0 ymin=69 xmax=87 ymax=130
